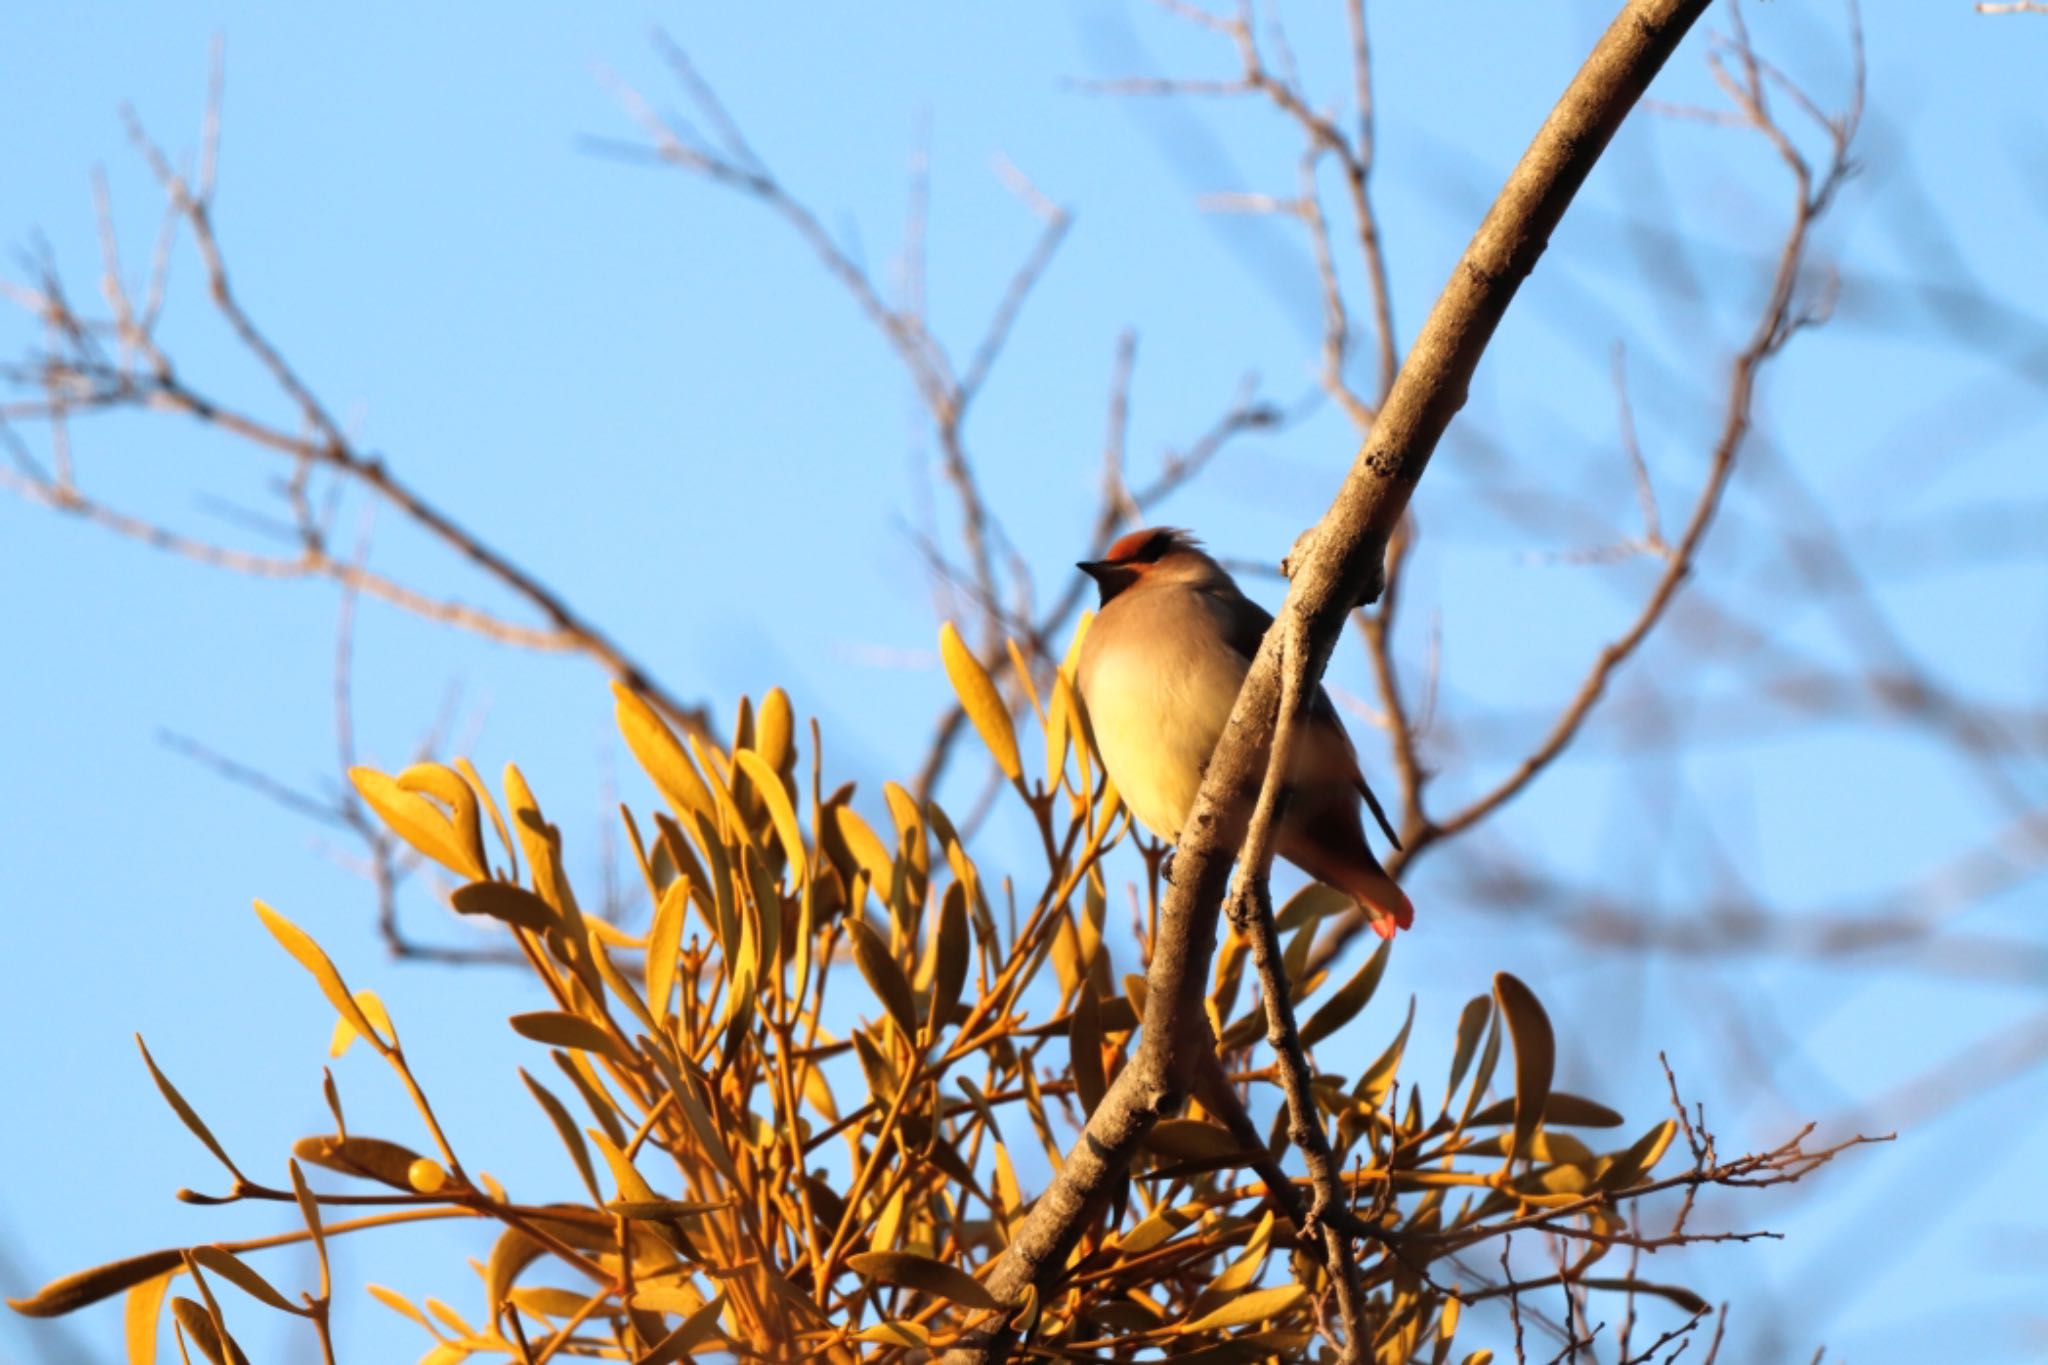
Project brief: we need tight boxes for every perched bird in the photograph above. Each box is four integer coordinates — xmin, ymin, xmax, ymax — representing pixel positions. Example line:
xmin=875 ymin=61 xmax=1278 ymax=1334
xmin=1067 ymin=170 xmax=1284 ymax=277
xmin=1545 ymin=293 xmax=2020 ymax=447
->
xmin=1075 ymin=527 xmax=1413 ymax=938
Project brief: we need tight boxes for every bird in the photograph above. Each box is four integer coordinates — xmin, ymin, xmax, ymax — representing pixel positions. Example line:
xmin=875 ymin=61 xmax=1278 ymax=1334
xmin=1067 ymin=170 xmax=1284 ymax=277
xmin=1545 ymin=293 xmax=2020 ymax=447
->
xmin=1074 ymin=527 xmax=1413 ymax=939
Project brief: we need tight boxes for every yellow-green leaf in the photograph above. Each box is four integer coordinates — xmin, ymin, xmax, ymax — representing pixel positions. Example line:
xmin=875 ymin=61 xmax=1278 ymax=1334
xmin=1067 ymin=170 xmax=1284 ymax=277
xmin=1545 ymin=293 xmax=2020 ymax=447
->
xmin=854 ymin=1320 xmax=932 ymax=1346
xmin=847 ymin=1251 xmax=999 ymax=1311
xmin=939 ymin=622 xmax=1021 ymax=782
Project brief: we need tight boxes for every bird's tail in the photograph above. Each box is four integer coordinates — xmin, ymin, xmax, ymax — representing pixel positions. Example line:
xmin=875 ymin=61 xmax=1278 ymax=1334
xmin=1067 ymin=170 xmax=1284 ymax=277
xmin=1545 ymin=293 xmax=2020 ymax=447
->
xmin=1277 ymin=804 xmax=1416 ymax=940
xmin=1344 ymin=861 xmax=1414 ymax=941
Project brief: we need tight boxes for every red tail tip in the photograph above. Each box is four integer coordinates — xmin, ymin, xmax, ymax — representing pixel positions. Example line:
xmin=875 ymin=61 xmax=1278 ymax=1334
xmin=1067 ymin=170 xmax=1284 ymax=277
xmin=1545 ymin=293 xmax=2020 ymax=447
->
xmin=1367 ymin=882 xmax=1414 ymax=940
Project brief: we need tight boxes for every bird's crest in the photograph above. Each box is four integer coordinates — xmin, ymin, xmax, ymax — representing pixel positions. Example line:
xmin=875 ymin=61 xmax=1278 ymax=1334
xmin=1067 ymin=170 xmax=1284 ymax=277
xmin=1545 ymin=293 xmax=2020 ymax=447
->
xmin=1103 ymin=526 xmax=1200 ymax=565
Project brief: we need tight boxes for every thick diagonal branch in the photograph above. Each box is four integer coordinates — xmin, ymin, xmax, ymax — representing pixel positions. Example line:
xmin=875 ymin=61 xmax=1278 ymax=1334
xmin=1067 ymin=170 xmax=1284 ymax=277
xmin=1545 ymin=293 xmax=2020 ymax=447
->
xmin=944 ymin=2 xmax=1712 ymax=1358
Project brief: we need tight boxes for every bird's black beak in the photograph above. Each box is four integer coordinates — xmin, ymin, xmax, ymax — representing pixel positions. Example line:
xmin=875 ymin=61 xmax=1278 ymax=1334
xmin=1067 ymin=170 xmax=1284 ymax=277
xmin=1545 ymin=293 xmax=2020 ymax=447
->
xmin=1076 ymin=559 xmax=1137 ymax=603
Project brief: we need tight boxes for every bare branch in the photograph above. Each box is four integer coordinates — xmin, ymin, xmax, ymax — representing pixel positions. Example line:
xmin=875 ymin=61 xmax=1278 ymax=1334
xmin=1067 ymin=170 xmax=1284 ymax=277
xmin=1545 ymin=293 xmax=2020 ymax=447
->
xmin=945 ymin=3 xmax=1716 ymax=1357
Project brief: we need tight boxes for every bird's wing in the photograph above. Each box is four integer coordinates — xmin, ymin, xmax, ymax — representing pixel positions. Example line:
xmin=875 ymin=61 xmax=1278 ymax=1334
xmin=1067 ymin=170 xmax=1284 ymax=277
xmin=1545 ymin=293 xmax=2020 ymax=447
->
xmin=1209 ymin=586 xmax=1403 ymax=851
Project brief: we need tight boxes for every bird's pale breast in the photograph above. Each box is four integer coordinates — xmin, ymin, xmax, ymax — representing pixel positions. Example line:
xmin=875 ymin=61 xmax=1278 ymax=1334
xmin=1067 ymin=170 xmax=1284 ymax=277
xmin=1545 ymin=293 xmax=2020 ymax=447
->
xmin=1077 ymin=588 xmax=1247 ymax=842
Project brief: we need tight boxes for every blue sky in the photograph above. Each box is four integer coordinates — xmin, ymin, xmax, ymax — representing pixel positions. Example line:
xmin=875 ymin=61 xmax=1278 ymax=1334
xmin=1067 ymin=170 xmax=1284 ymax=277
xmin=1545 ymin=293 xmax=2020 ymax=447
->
xmin=3 ymin=2 xmax=2044 ymax=1361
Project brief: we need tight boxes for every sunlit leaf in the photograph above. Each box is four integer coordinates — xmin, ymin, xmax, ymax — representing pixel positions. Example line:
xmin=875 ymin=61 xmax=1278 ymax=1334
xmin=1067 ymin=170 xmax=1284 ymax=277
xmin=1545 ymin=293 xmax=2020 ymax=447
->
xmin=1115 ymin=1201 xmax=1201 ymax=1255
xmin=348 ymin=766 xmax=486 ymax=882
xmin=870 ymin=1184 xmax=909 ymax=1254
xmin=293 ymin=1135 xmax=426 ymax=1190
xmin=644 ymin=877 xmax=686 ymax=1027
xmin=613 ymin=682 xmax=716 ymax=826
xmin=508 ymin=1011 xmax=634 ymax=1068
xmin=1069 ymin=984 xmax=1107 ymax=1118
xmin=1597 ymin=1118 xmax=1679 ymax=1192
xmin=928 ymin=880 xmax=970 ymax=1032
xmin=484 ymin=1228 xmax=545 ymax=1314
xmin=366 ymin=1283 xmax=435 ymax=1333
xmin=123 ymin=1270 xmax=173 ymax=1365
xmin=424 ymin=1297 xmax=477 ymax=1337
xmin=456 ymin=756 xmax=518 ymax=882
xmin=1443 ymin=995 xmax=1493 ymax=1114
xmin=610 ymin=1198 xmax=726 ymax=1221
xmin=757 ymin=688 xmax=796 ymax=777
xmin=396 ymin=763 xmax=490 ymax=883
xmin=1356 ymin=996 xmax=1416 ymax=1107
xmin=170 ymin=1296 xmax=248 ymax=1365
xmin=638 ymin=1291 xmax=727 ymax=1364
xmin=187 ymin=1248 xmax=296 ymax=1316
xmin=847 ymin=1250 xmax=999 ymax=1311
xmin=518 ymin=1070 xmax=602 ymax=1204
xmin=1004 ymin=637 xmax=1048 ymax=726
xmin=1273 ymin=883 xmax=1351 ymax=934
xmin=253 ymin=902 xmax=387 ymax=1054
xmin=1458 ymin=1004 xmax=1507 ymax=1130
xmin=1299 ymin=938 xmax=1392 ymax=1046
xmin=1582 ymin=1277 xmax=1708 ymax=1313
xmin=734 ymin=748 xmax=807 ymax=885
xmin=1188 ymin=1210 xmax=1274 ymax=1318
xmin=847 ymin=917 xmax=919 ymax=1040
xmin=1142 ymin=1118 xmax=1240 ymax=1161
xmin=326 ymin=990 xmax=396 ymax=1060
xmin=135 ymin=1036 xmax=242 ymax=1180
xmin=939 ymin=622 xmax=1022 ymax=783
xmin=1468 ymin=1091 xmax=1624 ymax=1130
xmin=448 ymin=881 xmax=556 ymax=934
xmin=828 ymin=805 xmax=896 ymax=913
xmin=1179 ymin=1283 xmax=1305 ymax=1332
xmin=1493 ymin=972 xmax=1555 ymax=1168
xmin=8 ymin=1249 xmax=185 ymax=1318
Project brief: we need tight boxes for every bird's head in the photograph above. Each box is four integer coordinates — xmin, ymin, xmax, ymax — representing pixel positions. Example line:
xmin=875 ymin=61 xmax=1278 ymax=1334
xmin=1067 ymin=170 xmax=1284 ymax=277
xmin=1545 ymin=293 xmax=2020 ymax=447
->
xmin=1077 ymin=527 xmax=1226 ymax=604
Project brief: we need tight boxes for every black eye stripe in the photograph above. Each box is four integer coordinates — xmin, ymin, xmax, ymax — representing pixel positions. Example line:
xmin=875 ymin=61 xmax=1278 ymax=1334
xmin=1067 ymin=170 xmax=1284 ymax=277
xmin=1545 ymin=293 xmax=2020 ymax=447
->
xmin=1137 ymin=533 xmax=1170 ymax=562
